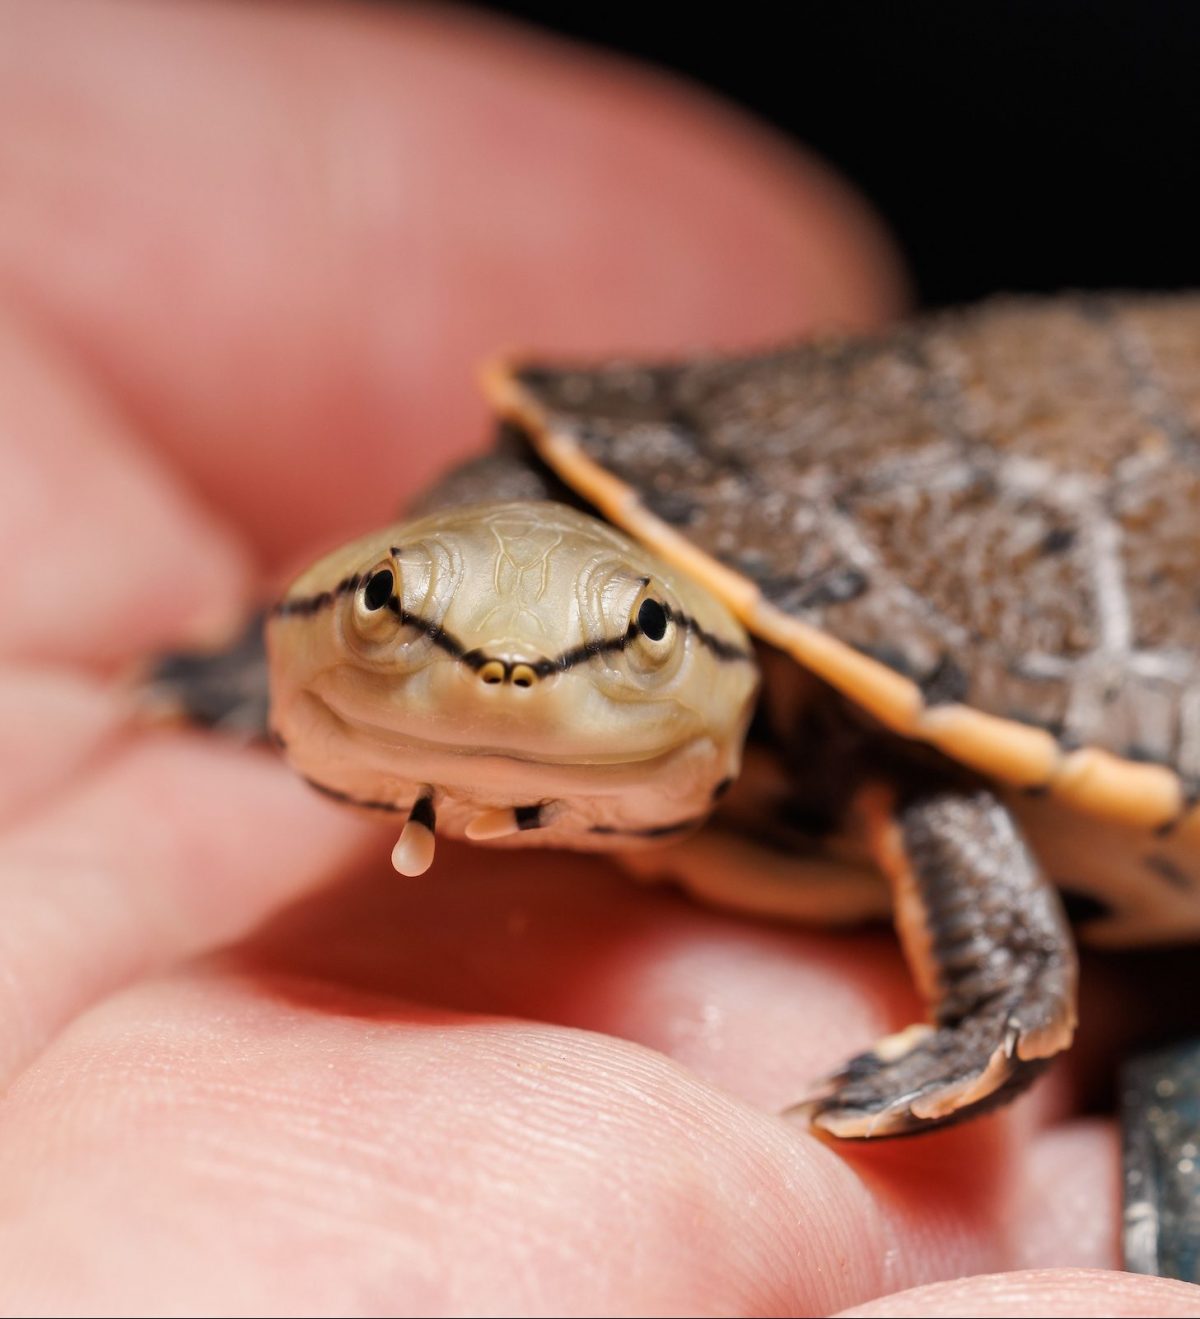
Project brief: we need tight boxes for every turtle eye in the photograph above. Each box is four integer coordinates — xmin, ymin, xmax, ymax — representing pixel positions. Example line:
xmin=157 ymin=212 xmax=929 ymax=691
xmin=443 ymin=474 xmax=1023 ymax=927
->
xmin=351 ymin=559 xmax=401 ymax=641
xmin=628 ymin=588 xmax=677 ymax=669
xmin=637 ymin=598 xmax=668 ymax=640
xmin=363 ymin=568 xmax=394 ymax=611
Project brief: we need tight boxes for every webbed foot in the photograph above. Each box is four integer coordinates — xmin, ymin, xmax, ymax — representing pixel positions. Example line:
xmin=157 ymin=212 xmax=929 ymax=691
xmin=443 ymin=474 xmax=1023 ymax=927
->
xmin=793 ymin=988 xmax=1065 ymax=1137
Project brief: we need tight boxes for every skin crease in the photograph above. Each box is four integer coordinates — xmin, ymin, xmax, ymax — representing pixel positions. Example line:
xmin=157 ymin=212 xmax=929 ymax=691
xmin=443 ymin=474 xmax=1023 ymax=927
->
xmin=0 ymin=0 xmax=1195 ymax=1314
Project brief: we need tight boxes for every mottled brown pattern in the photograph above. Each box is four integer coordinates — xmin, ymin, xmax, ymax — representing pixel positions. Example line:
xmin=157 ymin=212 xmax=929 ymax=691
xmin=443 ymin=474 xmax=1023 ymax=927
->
xmin=1112 ymin=465 xmax=1200 ymax=653
xmin=1115 ymin=298 xmax=1200 ymax=466
xmin=922 ymin=298 xmax=1153 ymax=476
xmin=514 ymin=294 xmax=1200 ymax=770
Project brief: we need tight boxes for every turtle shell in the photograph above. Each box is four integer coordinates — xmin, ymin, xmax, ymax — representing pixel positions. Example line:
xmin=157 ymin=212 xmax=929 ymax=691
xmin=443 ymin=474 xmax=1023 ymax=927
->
xmin=484 ymin=293 xmax=1200 ymax=851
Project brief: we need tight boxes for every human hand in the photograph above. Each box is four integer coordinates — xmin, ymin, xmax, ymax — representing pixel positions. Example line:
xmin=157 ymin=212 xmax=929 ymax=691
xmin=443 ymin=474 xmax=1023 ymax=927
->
xmin=0 ymin=2 xmax=1197 ymax=1313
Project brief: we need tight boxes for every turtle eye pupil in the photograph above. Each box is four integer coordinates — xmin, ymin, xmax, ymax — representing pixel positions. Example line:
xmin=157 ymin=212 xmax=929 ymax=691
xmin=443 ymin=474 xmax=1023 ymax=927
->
xmin=637 ymin=598 xmax=668 ymax=641
xmin=363 ymin=569 xmax=394 ymax=611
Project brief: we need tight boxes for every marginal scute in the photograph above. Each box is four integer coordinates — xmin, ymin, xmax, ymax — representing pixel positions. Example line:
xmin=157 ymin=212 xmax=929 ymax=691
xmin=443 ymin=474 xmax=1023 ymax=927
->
xmin=918 ymin=706 xmax=1060 ymax=788
xmin=1052 ymin=749 xmax=1182 ymax=831
xmin=750 ymin=599 xmax=924 ymax=732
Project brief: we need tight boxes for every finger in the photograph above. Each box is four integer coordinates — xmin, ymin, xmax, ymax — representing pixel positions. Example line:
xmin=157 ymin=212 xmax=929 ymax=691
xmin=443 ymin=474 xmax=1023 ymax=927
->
xmin=0 ymin=967 xmax=1110 ymax=1316
xmin=0 ymin=0 xmax=904 ymax=563
xmin=247 ymin=851 xmax=1083 ymax=1118
xmin=250 ymin=849 xmax=922 ymax=1111
xmin=0 ymin=308 xmax=248 ymax=664
xmin=0 ymin=664 xmax=126 ymax=826
xmin=1007 ymin=1120 xmax=1120 ymax=1270
xmin=0 ymin=971 xmax=878 ymax=1315
xmin=248 ymin=850 xmax=1128 ymax=1266
xmin=836 ymin=1268 xmax=1200 ymax=1317
xmin=0 ymin=733 xmax=379 ymax=1084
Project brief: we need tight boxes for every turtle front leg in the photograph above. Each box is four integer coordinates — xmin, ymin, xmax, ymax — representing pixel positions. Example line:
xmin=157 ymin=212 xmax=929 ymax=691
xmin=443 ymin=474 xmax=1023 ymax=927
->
xmin=794 ymin=783 xmax=1078 ymax=1138
xmin=143 ymin=607 xmax=272 ymax=737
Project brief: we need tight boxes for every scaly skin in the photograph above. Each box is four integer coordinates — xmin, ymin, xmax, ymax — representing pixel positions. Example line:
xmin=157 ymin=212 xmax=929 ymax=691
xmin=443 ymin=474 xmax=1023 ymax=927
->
xmin=267 ymin=501 xmax=758 ymax=870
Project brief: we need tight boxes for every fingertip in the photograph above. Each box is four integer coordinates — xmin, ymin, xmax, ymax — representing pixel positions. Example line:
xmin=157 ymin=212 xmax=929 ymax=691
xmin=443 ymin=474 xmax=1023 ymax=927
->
xmin=836 ymin=1268 xmax=1200 ymax=1317
xmin=0 ymin=307 xmax=252 ymax=666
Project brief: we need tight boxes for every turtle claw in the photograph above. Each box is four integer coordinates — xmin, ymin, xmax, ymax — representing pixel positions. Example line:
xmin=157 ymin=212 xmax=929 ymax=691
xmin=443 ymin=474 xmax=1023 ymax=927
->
xmin=787 ymin=998 xmax=1064 ymax=1139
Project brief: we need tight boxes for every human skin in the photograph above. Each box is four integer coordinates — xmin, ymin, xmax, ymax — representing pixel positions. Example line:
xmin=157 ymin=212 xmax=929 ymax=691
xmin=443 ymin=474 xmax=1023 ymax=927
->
xmin=0 ymin=1 xmax=1198 ymax=1314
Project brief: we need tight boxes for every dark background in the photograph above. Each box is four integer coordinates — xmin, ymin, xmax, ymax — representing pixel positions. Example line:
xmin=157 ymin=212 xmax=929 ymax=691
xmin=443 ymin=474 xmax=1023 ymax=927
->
xmin=474 ymin=2 xmax=1200 ymax=307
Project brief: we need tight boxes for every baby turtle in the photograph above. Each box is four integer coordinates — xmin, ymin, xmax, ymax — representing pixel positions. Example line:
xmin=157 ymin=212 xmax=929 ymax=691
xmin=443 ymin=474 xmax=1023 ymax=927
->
xmin=164 ymin=292 xmax=1200 ymax=1145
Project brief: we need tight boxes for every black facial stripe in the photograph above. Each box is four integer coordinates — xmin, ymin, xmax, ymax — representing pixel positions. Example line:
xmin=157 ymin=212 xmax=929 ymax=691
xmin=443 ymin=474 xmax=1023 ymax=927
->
xmin=459 ymin=648 xmax=502 ymax=673
xmin=301 ymin=771 xmax=701 ymax=842
xmin=384 ymin=598 xmax=471 ymax=661
xmin=1144 ymin=853 xmax=1195 ymax=891
xmin=590 ymin=814 xmax=706 ymax=839
xmin=273 ymin=580 xmax=478 ymax=662
xmin=537 ymin=626 xmax=637 ymax=676
xmin=542 ymin=606 xmax=752 ymax=673
xmin=270 ymin=574 xmax=362 ymax=618
xmin=301 ymin=774 xmax=404 ymax=813
xmin=673 ymin=611 xmax=754 ymax=664
xmin=272 ymin=586 xmax=753 ymax=669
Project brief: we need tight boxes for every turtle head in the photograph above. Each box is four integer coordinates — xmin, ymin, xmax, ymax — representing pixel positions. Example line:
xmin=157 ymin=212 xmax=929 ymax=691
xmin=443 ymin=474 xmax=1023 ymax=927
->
xmin=267 ymin=501 xmax=759 ymax=873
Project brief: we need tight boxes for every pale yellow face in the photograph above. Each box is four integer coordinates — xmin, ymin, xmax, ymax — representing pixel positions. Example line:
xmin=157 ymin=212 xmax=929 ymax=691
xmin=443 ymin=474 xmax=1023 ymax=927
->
xmin=267 ymin=501 xmax=759 ymax=873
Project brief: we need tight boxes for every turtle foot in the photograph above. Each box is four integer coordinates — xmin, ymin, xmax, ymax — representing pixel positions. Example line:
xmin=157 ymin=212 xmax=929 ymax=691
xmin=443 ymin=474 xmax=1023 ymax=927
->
xmin=801 ymin=782 xmax=1079 ymax=1138
xmin=788 ymin=989 xmax=1070 ymax=1138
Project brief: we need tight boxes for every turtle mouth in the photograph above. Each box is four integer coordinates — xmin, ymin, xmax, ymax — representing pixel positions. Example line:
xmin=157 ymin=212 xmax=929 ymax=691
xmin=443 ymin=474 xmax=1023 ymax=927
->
xmin=305 ymin=689 xmax=701 ymax=783
xmin=326 ymin=697 xmax=680 ymax=768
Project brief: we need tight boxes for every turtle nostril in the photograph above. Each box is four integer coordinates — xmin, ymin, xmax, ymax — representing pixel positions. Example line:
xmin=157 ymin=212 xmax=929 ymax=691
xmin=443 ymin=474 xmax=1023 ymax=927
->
xmin=474 ymin=657 xmax=542 ymax=688
xmin=510 ymin=664 xmax=537 ymax=689
xmin=479 ymin=660 xmax=505 ymax=685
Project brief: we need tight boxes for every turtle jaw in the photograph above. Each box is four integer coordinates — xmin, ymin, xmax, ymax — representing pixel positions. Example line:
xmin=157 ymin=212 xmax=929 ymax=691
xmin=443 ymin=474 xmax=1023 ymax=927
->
xmin=304 ymin=653 xmax=722 ymax=767
xmin=314 ymin=694 xmax=695 ymax=771
xmin=272 ymin=685 xmax=739 ymax=852
xmin=264 ymin=497 xmax=760 ymax=867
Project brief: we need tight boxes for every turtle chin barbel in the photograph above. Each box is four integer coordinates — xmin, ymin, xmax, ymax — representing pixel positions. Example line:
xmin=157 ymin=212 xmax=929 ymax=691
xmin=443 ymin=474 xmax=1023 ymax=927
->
xmin=152 ymin=291 xmax=1200 ymax=1280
